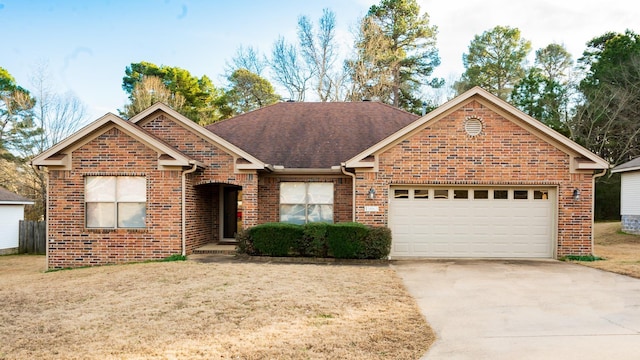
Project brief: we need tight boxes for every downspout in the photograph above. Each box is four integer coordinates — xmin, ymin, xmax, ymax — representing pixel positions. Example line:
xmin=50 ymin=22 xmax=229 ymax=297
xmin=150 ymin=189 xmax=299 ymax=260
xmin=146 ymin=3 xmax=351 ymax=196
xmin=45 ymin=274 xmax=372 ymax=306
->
xmin=181 ymin=161 xmax=198 ymax=256
xmin=591 ymin=168 xmax=608 ymax=255
xmin=341 ymin=163 xmax=356 ymax=222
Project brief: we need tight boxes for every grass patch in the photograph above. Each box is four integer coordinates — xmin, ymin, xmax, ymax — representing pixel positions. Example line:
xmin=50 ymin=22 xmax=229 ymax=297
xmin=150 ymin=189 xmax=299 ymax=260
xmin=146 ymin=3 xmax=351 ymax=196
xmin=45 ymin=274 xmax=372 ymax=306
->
xmin=159 ymin=254 xmax=187 ymax=262
xmin=562 ymin=255 xmax=604 ymax=262
xmin=0 ymin=255 xmax=434 ymax=359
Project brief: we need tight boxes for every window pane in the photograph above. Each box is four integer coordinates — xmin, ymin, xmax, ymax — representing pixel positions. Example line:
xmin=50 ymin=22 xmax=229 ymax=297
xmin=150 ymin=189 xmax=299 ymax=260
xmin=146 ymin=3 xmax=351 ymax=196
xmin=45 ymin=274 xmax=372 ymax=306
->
xmin=307 ymin=204 xmax=333 ymax=223
xmin=280 ymin=183 xmax=306 ymax=204
xmin=474 ymin=190 xmax=489 ymax=199
xmin=454 ymin=190 xmax=468 ymax=199
xmin=307 ymin=183 xmax=333 ymax=204
xmin=394 ymin=189 xmax=409 ymax=199
xmin=434 ymin=189 xmax=448 ymax=199
xmin=494 ymin=190 xmax=508 ymax=199
xmin=118 ymin=203 xmax=146 ymax=228
xmin=117 ymin=177 xmax=146 ymax=202
xmin=514 ymin=190 xmax=528 ymax=199
xmin=86 ymin=176 xmax=115 ymax=202
xmin=280 ymin=204 xmax=306 ymax=224
xmin=86 ymin=202 xmax=115 ymax=228
xmin=414 ymin=189 xmax=429 ymax=199
xmin=534 ymin=190 xmax=548 ymax=200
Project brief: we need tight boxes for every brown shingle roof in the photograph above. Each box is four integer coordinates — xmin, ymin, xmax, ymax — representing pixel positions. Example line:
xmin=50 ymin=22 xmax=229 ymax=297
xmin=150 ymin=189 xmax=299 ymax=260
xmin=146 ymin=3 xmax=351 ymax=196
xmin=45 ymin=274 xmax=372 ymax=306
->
xmin=0 ymin=187 xmax=33 ymax=203
xmin=206 ymin=102 xmax=419 ymax=168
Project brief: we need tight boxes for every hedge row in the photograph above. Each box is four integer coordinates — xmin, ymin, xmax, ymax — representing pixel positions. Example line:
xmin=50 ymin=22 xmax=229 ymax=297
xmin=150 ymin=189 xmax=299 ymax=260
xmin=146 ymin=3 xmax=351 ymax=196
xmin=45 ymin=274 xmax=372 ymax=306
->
xmin=236 ymin=222 xmax=392 ymax=259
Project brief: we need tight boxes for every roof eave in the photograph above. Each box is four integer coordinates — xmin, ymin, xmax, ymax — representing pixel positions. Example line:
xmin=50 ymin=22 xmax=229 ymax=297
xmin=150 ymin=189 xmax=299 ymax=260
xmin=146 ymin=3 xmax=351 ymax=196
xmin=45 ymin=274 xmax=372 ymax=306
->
xmin=612 ymin=165 xmax=640 ymax=173
xmin=0 ymin=201 xmax=34 ymax=205
xmin=269 ymin=166 xmax=343 ymax=175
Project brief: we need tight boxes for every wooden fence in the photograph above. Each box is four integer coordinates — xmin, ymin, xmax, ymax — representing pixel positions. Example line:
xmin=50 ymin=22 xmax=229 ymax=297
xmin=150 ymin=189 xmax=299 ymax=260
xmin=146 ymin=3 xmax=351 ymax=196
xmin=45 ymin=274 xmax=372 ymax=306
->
xmin=19 ymin=220 xmax=46 ymax=255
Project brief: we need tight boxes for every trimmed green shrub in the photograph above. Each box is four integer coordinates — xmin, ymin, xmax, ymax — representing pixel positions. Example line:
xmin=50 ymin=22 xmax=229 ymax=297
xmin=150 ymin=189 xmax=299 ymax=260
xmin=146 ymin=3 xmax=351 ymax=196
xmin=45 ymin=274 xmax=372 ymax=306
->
xmin=298 ymin=222 xmax=329 ymax=257
xmin=249 ymin=223 xmax=303 ymax=256
xmin=361 ymin=226 xmax=392 ymax=259
xmin=326 ymin=222 xmax=369 ymax=259
xmin=239 ymin=222 xmax=393 ymax=259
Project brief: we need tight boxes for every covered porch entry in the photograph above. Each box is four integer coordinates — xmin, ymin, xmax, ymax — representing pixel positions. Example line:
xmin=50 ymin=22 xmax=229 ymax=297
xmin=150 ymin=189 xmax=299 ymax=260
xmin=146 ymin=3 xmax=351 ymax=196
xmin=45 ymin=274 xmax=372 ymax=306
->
xmin=191 ymin=182 xmax=243 ymax=252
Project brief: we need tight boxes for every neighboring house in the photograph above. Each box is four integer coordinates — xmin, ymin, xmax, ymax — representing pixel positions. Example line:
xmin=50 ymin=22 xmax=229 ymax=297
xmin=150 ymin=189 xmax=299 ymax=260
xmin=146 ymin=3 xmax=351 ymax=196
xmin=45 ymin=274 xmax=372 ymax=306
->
xmin=0 ymin=187 xmax=34 ymax=255
xmin=32 ymin=87 xmax=609 ymax=269
xmin=612 ymin=157 xmax=640 ymax=234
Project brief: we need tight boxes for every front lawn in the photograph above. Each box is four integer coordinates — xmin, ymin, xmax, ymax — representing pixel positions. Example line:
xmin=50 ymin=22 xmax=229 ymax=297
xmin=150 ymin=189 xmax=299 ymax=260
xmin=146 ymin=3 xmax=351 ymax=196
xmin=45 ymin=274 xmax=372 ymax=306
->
xmin=0 ymin=255 xmax=433 ymax=359
xmin=574 ymin=222 xmax=640 ymax=279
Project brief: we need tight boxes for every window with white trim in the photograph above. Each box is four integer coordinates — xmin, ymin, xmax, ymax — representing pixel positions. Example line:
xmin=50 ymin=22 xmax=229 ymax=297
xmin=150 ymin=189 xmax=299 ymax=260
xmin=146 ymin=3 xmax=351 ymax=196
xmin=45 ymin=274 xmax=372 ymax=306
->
xmin=85 ymin=176 xmax=147 ymax=228
xmin=280 ymin=182 xmax=333 ymax=224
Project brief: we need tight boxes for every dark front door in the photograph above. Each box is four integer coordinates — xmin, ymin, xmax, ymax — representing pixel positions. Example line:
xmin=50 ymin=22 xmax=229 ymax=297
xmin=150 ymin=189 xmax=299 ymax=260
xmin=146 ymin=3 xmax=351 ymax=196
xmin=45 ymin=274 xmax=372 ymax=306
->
xmin=223 ymin=186 xmax=240 ymax=239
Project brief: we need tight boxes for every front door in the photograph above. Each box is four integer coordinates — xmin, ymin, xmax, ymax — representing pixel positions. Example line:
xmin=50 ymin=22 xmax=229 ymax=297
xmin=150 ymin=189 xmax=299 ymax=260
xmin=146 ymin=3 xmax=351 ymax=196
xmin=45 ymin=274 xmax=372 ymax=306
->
xmin=222 ymin=186 xmax=242 ymax=240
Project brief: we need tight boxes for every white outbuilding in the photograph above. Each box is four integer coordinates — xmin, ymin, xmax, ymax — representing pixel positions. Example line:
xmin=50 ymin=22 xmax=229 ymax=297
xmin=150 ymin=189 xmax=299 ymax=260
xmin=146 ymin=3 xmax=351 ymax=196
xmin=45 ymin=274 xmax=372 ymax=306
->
xmin=612 ymin=157 xmax=640 ymax=235
xmin=0 ymin=187 xmax=34 ymax=254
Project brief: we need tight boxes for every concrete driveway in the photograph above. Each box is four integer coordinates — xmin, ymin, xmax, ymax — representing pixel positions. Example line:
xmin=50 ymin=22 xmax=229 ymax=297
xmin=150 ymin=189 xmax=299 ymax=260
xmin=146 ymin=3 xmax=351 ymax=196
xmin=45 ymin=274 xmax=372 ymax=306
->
xmin=392 ymin=260 xmax=640 ymax=360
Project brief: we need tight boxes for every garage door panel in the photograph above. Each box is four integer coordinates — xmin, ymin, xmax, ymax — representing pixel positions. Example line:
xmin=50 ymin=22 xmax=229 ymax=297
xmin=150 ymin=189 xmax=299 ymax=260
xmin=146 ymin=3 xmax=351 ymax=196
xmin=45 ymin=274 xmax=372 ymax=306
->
xmin=390 ymin=187 xmax=555 ymax=258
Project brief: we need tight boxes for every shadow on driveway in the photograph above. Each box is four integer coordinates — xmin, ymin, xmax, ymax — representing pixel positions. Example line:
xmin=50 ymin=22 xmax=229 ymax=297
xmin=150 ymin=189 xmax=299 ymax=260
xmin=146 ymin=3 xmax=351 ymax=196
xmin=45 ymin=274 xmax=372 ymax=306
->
xmin=392 ymin=260 xmax=640 ymax=360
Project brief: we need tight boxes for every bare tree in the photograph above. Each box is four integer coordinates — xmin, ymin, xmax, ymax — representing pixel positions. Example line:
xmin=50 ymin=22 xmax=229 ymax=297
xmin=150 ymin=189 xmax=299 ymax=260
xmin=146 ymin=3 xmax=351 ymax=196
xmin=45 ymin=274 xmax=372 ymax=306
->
xmin=345 ymin=16 xmax=395 ymax=102
xmin=269 ymin=37 xmax=312 ymax=102
xmin=298 ymin=8 xmax=340 ymax=101
xmin=29 ymin=64 xmax=88 ymax=153
xmin=570 ymin=55 xmax=640 ymax=166
xmin=122 ymin=75 xmax=186 ymax=119
xmin=16 ymin=64 xmax=91 ymax=219
xmin=228 ymin=45 xmax=267 ymax=76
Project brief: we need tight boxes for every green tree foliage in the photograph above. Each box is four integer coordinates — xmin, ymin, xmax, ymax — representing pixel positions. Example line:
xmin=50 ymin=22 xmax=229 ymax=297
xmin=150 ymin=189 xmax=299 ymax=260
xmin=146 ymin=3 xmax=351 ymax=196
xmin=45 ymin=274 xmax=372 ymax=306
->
xmin=346 ymin=0 xmax=441 ymax=113
xmin=122 ymin=62 xmax=223 ymax=124
xmin=573 ymin=30 xmax=640 ymax=165
xmin=220 ymin=69 xmax=280 ymax=117
xmin=0 ymin=67 xmax=37 ymax=160
xmin=511 ymin=44 xmax=573 ymax=135
xmin=121 ymin=75 xmax=186 ymax=119
xmin=456 ymin=26 xmax=531 ymax=100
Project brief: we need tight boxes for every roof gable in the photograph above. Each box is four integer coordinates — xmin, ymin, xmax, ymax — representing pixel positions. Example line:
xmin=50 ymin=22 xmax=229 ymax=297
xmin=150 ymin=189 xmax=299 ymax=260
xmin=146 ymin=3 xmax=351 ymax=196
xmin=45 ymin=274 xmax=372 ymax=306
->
xmin=206 ymin=102 xmax=419 ymax=169
xmin=345 ymin=87 xmax=609 ymax=171
xmin=129 ymin=103 xmax=265 ymax=170
xmin=31 ymin=113 xmax=201 ymax=170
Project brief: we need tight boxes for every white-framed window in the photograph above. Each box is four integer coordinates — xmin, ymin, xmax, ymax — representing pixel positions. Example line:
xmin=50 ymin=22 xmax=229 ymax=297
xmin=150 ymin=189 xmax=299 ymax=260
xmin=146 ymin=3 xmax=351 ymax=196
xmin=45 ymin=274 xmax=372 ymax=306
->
xmin=280 ymin=182 xmax=333 ymax=224
xmin=85 ymin=176 xmax=147 ymax=228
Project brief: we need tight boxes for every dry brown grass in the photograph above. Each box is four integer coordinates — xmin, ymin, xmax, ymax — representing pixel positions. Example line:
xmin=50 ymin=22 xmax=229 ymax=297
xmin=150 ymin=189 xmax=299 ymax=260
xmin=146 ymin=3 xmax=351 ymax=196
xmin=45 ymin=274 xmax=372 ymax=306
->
xmin=0 ymin=255 xmax=433 ymax=359
xmin=574 ymin=222 xmax=640 ymax=278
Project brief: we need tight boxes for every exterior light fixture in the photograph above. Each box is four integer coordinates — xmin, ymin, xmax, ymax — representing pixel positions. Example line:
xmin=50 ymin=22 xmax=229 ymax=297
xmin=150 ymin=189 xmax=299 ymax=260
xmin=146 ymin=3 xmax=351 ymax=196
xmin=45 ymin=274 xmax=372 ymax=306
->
xmin=573 ymin=189 xmax=580 ymax=201
xmin=368 ymin=187 xmax=376 ymax=200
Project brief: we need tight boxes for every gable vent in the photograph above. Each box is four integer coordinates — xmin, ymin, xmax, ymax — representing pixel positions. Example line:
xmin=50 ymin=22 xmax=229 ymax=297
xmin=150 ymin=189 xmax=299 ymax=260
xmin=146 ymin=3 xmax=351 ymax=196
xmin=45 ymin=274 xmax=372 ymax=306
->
xmin=464 ymin=117 xmax=483 ymax=137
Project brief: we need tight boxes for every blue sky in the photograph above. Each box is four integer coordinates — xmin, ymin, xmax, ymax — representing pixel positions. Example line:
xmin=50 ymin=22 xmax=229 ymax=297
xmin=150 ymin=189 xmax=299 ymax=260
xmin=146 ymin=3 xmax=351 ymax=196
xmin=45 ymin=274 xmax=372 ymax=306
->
xmin=2 ymin=0 xmax=639 ymax=121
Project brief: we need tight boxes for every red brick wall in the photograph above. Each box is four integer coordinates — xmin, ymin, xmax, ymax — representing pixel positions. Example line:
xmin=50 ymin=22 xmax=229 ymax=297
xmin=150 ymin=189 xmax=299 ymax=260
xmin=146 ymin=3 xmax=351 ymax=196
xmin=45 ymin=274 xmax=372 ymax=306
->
xmin=355 ymin=99 xmax=594 ymax=256
xmin=258 ymin=175 xmax=353 ymax=224
xmin=140 ymin=114 xmax=259 ymax=244
xmin=47 ymin=128 xmax=183 ymax=269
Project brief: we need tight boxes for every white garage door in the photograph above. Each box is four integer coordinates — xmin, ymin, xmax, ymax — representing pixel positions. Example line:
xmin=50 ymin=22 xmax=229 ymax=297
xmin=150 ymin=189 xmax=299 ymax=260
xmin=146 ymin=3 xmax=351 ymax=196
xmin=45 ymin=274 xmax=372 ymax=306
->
xmin=389 ymin=187 xmax=555 ymax=258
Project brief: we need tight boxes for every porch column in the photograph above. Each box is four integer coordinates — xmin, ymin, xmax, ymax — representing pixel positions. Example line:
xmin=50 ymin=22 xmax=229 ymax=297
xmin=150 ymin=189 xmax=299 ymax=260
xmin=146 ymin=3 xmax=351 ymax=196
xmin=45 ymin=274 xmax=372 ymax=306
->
xmin=241 ymin=171 xmax=259 ymax=228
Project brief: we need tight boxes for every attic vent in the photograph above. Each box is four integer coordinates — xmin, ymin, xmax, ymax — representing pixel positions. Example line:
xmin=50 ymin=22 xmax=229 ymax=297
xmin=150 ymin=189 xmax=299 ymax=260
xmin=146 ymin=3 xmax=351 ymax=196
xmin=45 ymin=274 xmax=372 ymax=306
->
xmin=464 ymin=117 xmax=483 ymax=137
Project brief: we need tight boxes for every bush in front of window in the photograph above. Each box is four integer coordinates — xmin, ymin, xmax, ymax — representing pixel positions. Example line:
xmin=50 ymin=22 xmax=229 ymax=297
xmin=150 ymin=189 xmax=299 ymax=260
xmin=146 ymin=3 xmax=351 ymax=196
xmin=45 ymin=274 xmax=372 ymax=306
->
xmin=326 ymin=222 xmax=369 ymax=259
xmin=237 ymin=222 xmax=392 ymax=259
xmin=249 ymin=223 xmax=304 ymax=257
xmin=299 ymin=222 xmax=329 ymax=258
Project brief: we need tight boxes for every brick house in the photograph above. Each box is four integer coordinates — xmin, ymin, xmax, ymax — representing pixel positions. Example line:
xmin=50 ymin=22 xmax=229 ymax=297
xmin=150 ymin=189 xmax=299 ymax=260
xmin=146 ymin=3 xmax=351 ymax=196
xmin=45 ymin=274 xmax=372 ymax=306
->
xmin=32 ymin=87 xmax=608 ymax=269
